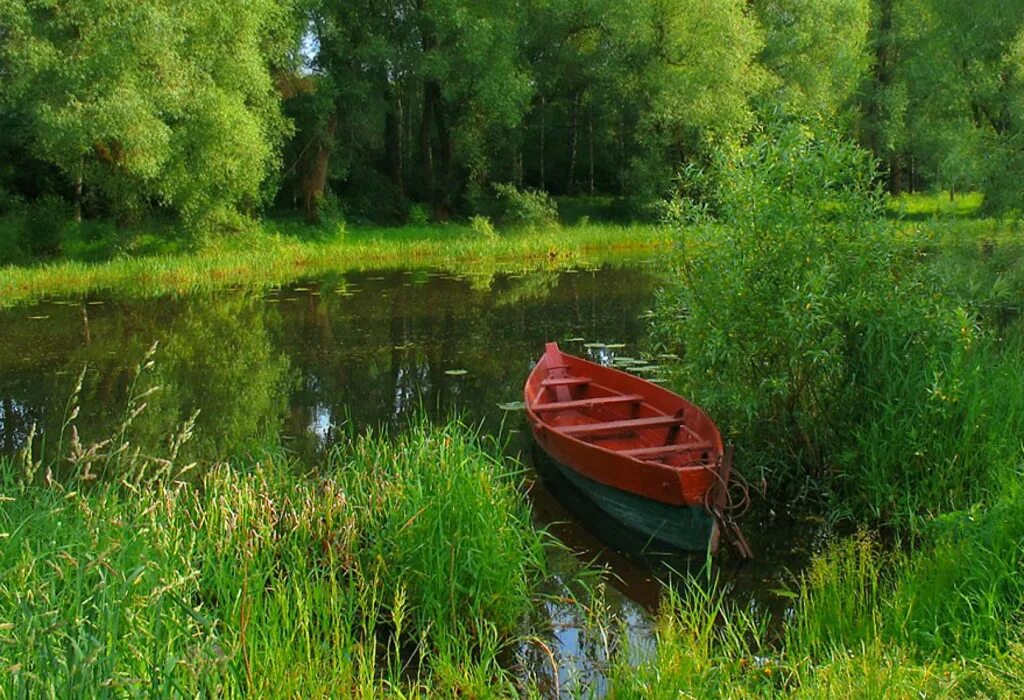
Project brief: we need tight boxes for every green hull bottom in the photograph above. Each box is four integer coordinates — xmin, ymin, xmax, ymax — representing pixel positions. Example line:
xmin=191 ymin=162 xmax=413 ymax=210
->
xmin=552 ymin=459 xmax=716 ymax=552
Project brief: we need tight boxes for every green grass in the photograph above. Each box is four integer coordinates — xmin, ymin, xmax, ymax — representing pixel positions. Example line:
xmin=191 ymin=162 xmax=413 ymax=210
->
xmin=0 ymin=418 xmax=548 ymax=697
xmin=0 ymin=216 xmax=669 ymax=307
xmin=889 ymin=191 xmax=985 ymax=219
xmin=603 ymin=490 xmax=1024 ymax=698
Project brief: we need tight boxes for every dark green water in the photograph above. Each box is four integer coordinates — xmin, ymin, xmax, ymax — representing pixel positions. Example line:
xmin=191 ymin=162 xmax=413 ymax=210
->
xmin=0 ymin=266 xmax=663 ymax=460
xmin=0 ymin=264 xmax=814 ymax=695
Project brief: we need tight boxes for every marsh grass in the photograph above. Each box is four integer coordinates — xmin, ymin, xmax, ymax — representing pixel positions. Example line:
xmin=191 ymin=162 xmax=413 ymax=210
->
xmin=0 ymin=219 xmax=668 ymax=307
xmin=0 ymin=371 xmax=549 ymax=698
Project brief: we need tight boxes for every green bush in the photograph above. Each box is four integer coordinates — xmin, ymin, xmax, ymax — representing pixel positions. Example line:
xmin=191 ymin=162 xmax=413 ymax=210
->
xmin=652 ymin=123 xmax=1018 ymax=524
xmin=491 ymin=183 xmax=558 ymax=227
xmin=469 ymin=214 xmax=497 ymax=239
xmin=21 ymin=194 xmax=71 ymax=257
xmin=407 ymin=202 xmax=431 ymax=225
xmin=316 ymin=189 xmax=346 ymax=230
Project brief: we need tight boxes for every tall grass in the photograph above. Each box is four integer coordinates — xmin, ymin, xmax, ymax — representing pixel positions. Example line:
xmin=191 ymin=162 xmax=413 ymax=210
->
xmin=888 ymin=191 xmax=985 ymax=219
xmin=0 ymin=417 xmax=547 ymax=697
xmin=603 ymin=490 xmax=1024 ymax=698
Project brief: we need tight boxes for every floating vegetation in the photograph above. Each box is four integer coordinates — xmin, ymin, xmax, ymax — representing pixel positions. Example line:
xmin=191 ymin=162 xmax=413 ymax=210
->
xmin=444 ymin=369 xmax=469 ymax=376
xmin=497 ymin=401 xmax=526 ymax=411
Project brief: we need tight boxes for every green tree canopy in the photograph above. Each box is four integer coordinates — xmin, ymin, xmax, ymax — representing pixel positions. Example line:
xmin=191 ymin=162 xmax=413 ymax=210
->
xmin=0 ymin=0 xmax=296 ymax=230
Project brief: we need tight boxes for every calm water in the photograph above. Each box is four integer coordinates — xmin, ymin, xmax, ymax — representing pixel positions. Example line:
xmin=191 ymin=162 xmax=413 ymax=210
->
xmin=0 ymin=264 xmax=816 ymax=694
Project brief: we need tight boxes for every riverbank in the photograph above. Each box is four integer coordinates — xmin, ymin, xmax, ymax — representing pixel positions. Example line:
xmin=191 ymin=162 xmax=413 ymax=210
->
xmin=0 ymin=220 xmax=669 ymax=307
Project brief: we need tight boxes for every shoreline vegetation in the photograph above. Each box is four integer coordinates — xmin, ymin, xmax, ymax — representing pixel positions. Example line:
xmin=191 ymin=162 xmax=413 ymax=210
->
xmin=3 ymin=412 xmax=1022 ymax=698
xmin=0 ymin=190 xmax=1008 ymax=308
xmin=2 ymin=204 xmax=1023 ymax=695
xmin=0 ymin=219 xmax=669 ymax=307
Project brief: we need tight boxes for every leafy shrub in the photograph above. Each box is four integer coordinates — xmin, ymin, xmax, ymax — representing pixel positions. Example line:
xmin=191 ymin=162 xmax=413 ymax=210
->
xmin=20 ymin=194 xmax=71 ymax=257
xmin=469 ymin=214 xmax=497 ymax=239
xmin=652 ymin=123 xmax=1017 ymax=523
xmin=492 ymin=183 xmax=558 ymax=227
xmin=317 ymin=189 xmax=346 ymax=230
xmin=408 ymin=202 xmax=431 ymax=225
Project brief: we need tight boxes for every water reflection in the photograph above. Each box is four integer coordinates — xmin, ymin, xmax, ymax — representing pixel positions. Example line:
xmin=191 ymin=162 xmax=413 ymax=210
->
xmin=0 ymin=266 xmax=658 ymax=463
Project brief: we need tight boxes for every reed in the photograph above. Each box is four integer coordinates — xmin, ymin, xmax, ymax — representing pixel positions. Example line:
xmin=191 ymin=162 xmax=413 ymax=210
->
xmin=603 ymin=498 xmax=1024 ymax=698
xmin=0 ymin=417 xmax=547 ymax=697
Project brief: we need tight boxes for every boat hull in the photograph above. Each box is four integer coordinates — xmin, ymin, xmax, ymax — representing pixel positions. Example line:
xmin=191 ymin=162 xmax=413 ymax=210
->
xmin=539 ymin=448 xmax=719 ymax=552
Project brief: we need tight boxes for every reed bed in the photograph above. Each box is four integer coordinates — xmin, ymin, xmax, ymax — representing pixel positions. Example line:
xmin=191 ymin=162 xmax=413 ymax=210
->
xmin=0 ymin=417 xmax=547 ymax=697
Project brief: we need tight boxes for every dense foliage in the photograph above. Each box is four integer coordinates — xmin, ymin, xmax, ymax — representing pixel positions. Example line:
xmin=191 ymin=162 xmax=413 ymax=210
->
xmin=653 ymin=123 xmax=1024 ymax=523
xmin=0 ymin=0 xmax=296 ymax=234
xmin=2 ymin=0 xmax=1021 ymax=245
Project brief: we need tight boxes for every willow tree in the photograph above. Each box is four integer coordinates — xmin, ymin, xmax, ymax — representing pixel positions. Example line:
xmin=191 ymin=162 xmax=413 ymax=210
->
xmin=0 ymin=0 xmax=295 ymax=231
xmin=754 ymin=0 xmax=873 ymax=121
xmin=609 ymin=0 xmax=767 ymax=204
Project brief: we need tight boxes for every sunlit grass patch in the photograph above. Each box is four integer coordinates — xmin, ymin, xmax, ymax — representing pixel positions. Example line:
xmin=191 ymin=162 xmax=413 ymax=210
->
xmin=889 ymin=191 xmax=985 ymax=219
xmin=0 ymin=220 xmax=669 ymax=307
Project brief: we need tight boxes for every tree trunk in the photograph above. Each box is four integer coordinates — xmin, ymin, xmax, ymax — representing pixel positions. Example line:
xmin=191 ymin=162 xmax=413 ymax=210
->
xmin=385 ymin=100 xmax=404 ymax=197
xmin=419 ymin=81 xmax=436 ymax=211
xmin=867 ymin=0 xmax=900 ymax=192
xmin=73 ymin=169 xmax=82 ymax=223
xmin=588 ymin=107 xmax=595 ymax=194
xmin=431 ymin=81 xmax=453 ymax=220
xmin=565 ymin=90 xmax=581 ymax=193
xmin=302 ymin=113 xmax=337 ymax=223
xmin=539 ymin=95 xmax=546 ymax=190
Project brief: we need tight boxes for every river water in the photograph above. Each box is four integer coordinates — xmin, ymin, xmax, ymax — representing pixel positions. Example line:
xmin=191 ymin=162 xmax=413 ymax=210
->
xmin=0 ymin=263 xmax=816 ymax=694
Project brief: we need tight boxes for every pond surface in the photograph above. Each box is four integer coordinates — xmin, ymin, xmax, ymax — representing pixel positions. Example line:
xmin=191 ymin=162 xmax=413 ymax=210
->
xmin=0 ymin=264 xmax=815 ymax=694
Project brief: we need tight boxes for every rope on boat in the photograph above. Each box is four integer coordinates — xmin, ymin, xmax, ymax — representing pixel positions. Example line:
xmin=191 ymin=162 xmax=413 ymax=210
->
xmin=705 ymin=445 xmax=755 ymax=560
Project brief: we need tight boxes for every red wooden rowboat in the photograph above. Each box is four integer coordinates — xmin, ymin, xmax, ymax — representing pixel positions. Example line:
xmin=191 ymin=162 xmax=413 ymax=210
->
xmin=525 ymin=342 xmax=750 ymax=555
